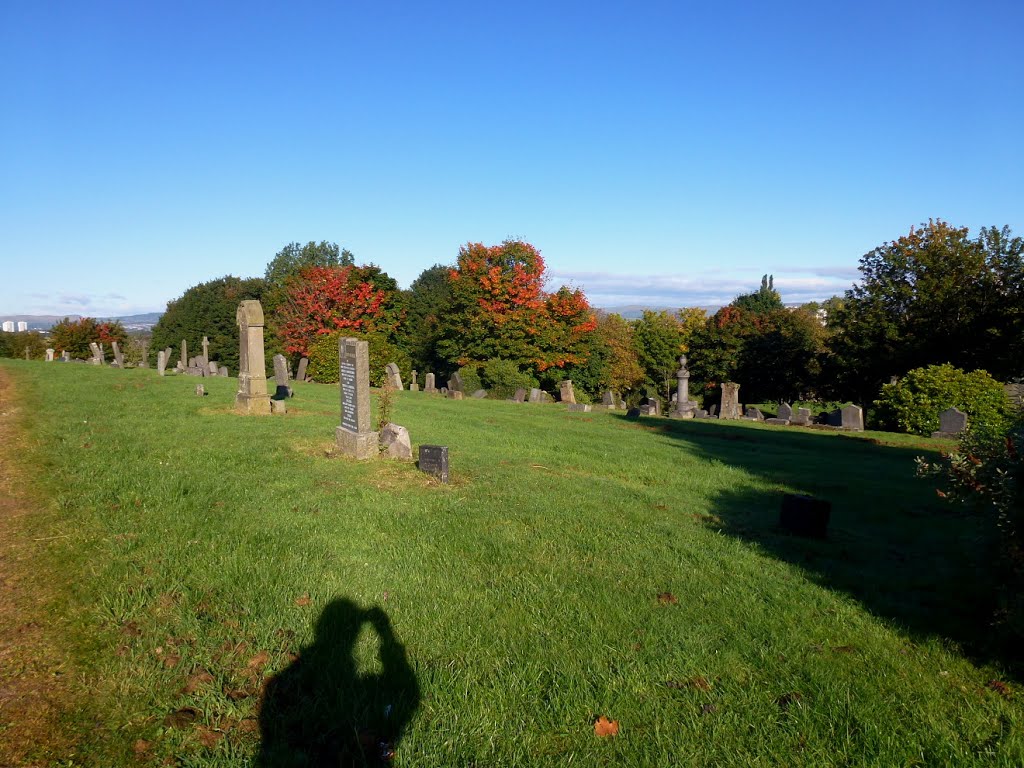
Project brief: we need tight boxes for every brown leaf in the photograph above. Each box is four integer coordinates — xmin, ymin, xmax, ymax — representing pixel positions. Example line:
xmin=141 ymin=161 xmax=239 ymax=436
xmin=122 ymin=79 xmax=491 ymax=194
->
xmin=987 ymin=680 xmax=1012 ymax=698
xmin=666 ymin=676 xmax=711 ymax=691
xmin=120 ymin=621 xmax=142 ymax=637
xmin=164 ymin=707 xmax=200 ymax=728
xmin=236 ymin=718 xmax=259 ymax=734
xmin=163 ymin=654 xmax=181 ymax=669
xmin=133 ymin=739 xmax=153 ymax=756
xmin=182 ymin=669 xmax=215 ymax=694
xmin=594 ymin=716 xmax=619 ymax=737
xmin=195 ymin=726 xmax=223 ymax=748
xmin=224 ymin=685 xmax=255 ymax=701
xmin=295 ymin=594 xmax=312 ymax=607
xmin=657 ymin=592 xmax=678 ymax=605
xmin=247 ymin=651 xmax=271 ymax=671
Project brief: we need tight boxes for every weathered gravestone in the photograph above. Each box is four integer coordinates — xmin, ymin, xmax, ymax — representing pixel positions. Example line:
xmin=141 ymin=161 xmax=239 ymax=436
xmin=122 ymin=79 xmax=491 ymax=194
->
xmin=380 ymin=423 xmax=412 ymax=460
xmin=626 ymin=407 xmax=641 ymax=420
xmin=180 ymin=340 xmax=188 ymax=369
xmin=640 ymin=397 xmax=660 ymax=417
xmin=61 ymin=350 xmax=70 ymax=362
xmin=385 ymin=363 xmax=403 ymax=390
xmin=602 ymin=390 xmax=617 ymax=409
xmin=841 ymin=405 xmax=864 ymax=431
xmin=513 ymin=388 xmax=527 ymax=403
xmin=336 ymin=337 xmax=377 ymax=459
xmin=209 ymin=360 xmax=219 ymax=377
xmin=418 ymin=445 xmax=449 ymax=483
xmin=111 ymin=341 xmax=124 ymax=367
xmin=744 ymin=407 xmax=764 ymax=421
xmin=827 ymin=409 xmax=843 ymax=427
xmin=694 ymin=409 xmax=710 ymax=418
xmin=234 ymin=301 xmax=272 ymax=415
xmin=195 ymin=384 xmax=206 ymax=396
xmin=567 ymin=403 xmax=592 ymax=413
xmin=780 ymin=494 xmax=831 ymax=539
xmin=272 ymin=354 xmax=291 ymax=399
xmin=778 ymin=403 xmax=793 ymax=422
xmin=139 ymin=341 xmax=149 ymax=368
xmin=219 ymin=366 xmax=228 ymax=378
xmin=708 ymin=403 xmax=718 ymax=417
xmin=764 ymin=418 xmax=789 ymax=426
xmin=163 ymin=347 xmax=172 ymax=367
xmin=271 ymin=398 xmax=287 ymax=414
xmin=447 ymin=390 xmax=464 ymax=400
xmin=296 ymin=357 xmax=309 ymax=383
xmin=448 ymin=372 xmax=464 ymax=393
xmin=157 ymin=350 xmax=167 ymax=376
xmin=89 ymin=343 xmax=102 ymax=365
xmin=791 ymin=407 xmax=812 ymax=426
xmin=528 ymin=388 xmax=543 ymax=403
xmin=719 ymin=382 xmax=741 ymax=420
xmin=471 ymin=389 xmax=487 ymax=399
xmin=424 ymin=373 xmax=437 ymax=393
xmin=409 ymin=370 xmax=419 ymax=392
xmin=932 ymin=407 xmax=968 ymax=439
xmin=45 ymin=348 xmax=54 ymax=362
xmin=559 ymin=380 xmax=576 ymax=404
xmin=201 ymin=336 xmax=210 ymax=369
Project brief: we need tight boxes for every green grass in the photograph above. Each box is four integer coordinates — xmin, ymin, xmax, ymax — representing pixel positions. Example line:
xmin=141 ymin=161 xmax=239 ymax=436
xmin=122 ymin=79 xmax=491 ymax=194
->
xmin=3 ymin=359 xmax=1022 ymax=766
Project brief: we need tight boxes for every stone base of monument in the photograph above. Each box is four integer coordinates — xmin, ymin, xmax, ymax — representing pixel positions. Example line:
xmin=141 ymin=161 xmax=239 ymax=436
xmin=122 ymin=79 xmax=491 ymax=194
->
xmin=764 ymin=417 xmax=790 ymax=426
xmin=235 ymin=393 xmax=271 ymax=415
xmin=271 ymin=399 xmax=287 ymax=414
xmin=336 ymin=427 xmax=379 ymax=460
xmin=447 ymin=390 xmax=464 ymax=400
xmin=780 ymin=494 xmax=831 ymax=539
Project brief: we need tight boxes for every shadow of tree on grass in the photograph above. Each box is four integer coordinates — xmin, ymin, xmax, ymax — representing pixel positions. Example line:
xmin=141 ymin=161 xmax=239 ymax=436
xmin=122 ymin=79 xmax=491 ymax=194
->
xmin=621 ymin=415 xmax=1018 ymax=673
xmin=258 ymin=598 xmax=420 ymax=767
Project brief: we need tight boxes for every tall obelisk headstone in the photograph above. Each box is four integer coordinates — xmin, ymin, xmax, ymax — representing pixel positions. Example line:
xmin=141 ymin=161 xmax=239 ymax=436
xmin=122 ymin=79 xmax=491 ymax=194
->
xmin=336 ymin=337 xmax=378 ymax=460
xmin=234 ymin=301 xmax=271 ymax=415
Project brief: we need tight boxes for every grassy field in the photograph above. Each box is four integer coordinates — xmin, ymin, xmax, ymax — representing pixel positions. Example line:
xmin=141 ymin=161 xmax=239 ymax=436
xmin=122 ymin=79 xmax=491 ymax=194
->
xmin=1 ymin=359 xmax=1021 ymax=766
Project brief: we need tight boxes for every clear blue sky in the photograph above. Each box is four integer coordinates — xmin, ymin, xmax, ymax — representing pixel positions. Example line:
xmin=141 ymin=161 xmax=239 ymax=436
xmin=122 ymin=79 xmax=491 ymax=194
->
xmin=2 ymin=1 xmax=1021 ymax=316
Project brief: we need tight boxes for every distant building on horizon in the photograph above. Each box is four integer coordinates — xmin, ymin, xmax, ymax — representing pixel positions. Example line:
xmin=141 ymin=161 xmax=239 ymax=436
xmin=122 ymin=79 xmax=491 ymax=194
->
xmin=1 ymin=321 xmax=14 ymax=332
xmin=17 ymin=321 xmax=28 ymax=332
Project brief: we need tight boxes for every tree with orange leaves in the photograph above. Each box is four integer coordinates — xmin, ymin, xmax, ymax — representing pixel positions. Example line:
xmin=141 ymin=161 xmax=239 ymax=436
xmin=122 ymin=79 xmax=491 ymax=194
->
xmin=276 ymin=264 xmax=402 ymax=356
xmin=436 ymin=240 xmax=598 ymax=378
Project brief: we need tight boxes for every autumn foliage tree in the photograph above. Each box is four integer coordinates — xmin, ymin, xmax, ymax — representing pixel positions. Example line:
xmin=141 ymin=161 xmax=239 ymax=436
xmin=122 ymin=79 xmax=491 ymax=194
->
xmin=277 ymin=264 xmax=402 ymax=356
xmin=436 ymin=240 xmax=598 ymax=383
xmin=49 ymin=317 xmax=127 ymax=359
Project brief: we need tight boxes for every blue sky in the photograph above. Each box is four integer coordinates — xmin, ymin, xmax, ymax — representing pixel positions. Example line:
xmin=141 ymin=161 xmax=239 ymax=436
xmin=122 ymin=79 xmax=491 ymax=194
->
xmin=1 ymin=1 xmax=1021 ymax=316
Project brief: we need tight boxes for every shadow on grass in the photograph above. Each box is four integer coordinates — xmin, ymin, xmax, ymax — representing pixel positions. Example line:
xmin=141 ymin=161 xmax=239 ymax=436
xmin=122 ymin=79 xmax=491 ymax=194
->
xmin=620 ymin=415 xmax=1018 ymax=673
xmin=258 ymin=598 xmax=420 ymax=767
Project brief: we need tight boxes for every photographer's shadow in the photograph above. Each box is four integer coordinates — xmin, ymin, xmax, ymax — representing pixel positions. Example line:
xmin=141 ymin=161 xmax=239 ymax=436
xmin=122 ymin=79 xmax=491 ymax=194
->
xmin=258 ymin=598 xmax=420 ymax=767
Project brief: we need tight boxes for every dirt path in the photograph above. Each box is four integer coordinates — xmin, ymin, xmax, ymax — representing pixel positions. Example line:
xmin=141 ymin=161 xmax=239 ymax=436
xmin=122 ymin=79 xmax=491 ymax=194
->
xmin=0 ymin=366 xmax=76 ymax=765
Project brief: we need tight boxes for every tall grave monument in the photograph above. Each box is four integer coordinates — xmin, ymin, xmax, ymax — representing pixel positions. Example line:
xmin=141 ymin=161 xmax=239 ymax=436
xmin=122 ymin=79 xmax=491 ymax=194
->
xmin=336 ymin=337 xmax=378 ymax=460
xmin=234 ymin=300 xmax=271 ymax=415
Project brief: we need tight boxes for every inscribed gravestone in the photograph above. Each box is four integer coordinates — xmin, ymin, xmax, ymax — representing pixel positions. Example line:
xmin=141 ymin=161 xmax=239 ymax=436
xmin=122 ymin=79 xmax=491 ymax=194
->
xmin=778 ymin=403 xmax=793 ymax=422
xmin=336 ymin=337 xmax=377 ymax=460
xmin=932 ymin=407 xmax=968 ymax=438
xmin=424 ymin=373 xmax=436 ymax=393
xmin=234 ymin=301 xmax=271 ymax=415
xmin=841 ymin=404 xmax=864 ymax=431
xmin=791 ymin=407 xmax=812 ymax=426
xmin=719 ymin=382 xmax=741 ymax=420
xmin=418 ymin=445 xmax=449 ymax=483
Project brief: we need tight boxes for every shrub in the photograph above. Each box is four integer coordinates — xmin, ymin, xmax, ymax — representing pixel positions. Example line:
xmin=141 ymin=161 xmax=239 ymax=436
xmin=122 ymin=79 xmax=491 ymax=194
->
xmin=917 ymin=415 xmax=1024 ymax=650
xmin=875 ymin=364 xmax=1012 ymax=436
xmin=454 ymin=365 xmax=483 ymax=394
xmin=306 ymin=330 xmax=411 ymax=387
xmin=480 ymin=358 xmax=539 ymax=400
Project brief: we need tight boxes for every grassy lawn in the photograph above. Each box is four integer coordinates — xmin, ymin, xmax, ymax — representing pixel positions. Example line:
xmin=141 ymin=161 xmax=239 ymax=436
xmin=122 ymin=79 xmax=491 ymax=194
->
xmin=2 ymin=359 xmax=1021 ymax=766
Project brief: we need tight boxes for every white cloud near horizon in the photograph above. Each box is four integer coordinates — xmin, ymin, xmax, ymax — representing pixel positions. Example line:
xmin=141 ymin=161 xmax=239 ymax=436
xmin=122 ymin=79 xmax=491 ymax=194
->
xmin=549 ymin=267 xmax=859 ymax=308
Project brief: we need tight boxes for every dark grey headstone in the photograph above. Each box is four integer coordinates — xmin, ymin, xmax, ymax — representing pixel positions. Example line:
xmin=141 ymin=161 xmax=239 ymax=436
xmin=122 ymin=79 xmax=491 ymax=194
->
xmin=708 ymin=403 xmax=718 ymax=417
xmin=418 ymin=445 xmax=449 ymax=483
xmin=827 ymin=409 xmax=843 ymax=427
xmin=780 ymin=494 xmax=831 ymax=539
xmin=626 ymin=407 xmax=641 ymax=420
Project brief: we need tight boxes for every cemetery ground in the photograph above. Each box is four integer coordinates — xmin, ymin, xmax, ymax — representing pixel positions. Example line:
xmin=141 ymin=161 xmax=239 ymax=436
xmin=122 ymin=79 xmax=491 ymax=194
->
xmin=0 ymin=361 xmax=1022 ymax=766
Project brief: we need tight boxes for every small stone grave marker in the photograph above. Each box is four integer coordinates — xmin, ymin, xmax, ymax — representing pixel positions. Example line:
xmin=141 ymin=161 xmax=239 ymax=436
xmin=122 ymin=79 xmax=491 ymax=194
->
xmin=418 ymin=445 xmax=449 ymax=483
xmin=932 ymin=407 xmax=968 ymax=438
xmin=296 ymin=357 xmax=309 ymax=382
xmin=513 ymin=388 xmax=527 ymax=403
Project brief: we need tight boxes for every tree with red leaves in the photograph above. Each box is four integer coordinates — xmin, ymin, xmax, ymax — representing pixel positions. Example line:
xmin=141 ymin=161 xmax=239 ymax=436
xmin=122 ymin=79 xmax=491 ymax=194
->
xmin=277 ymin=264 xmax=402 ymax=356
xmin=437 ymin=240 xmax=598 ymax=376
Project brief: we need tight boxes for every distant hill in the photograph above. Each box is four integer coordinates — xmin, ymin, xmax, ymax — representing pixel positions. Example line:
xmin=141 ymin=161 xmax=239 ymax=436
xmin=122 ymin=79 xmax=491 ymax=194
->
xmin=0 ymin=312 xmax=163 ymax=331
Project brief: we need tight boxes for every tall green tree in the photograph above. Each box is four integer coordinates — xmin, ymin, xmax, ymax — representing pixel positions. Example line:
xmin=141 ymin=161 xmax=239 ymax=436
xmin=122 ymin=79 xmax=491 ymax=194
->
xmin=731 ymin=274 xmax=784 ymax=315
xmin=827 ymin=221 xmax=1024 ymax=404
xmin=151 ymin=276 xmax=266 ymax=373
xmin=399 ymin=264 xmax=454 ymax=377
xmin=632 ymin=310 xmax=687 ymax=399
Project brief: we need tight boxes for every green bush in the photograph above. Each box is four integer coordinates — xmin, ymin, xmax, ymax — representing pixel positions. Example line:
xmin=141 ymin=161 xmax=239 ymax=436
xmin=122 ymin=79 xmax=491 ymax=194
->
xmin=306 ymin=330 xmax=411 ymax=387
xmin=917 ymin=414 xmax=1024 ymax=651
xmin=480 ymin=358 xmax=539 ymax=400
xmin=455 ymin=364 xmax=484 ymax=395
xmin=875 ymin=364 xmax=1012 ymax=436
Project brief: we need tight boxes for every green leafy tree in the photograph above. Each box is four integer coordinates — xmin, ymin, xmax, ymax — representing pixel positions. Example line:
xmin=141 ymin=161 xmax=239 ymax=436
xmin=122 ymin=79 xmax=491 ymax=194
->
xmin=827 ymin=221 xmax=1024 ymax=404
xmin=633 ymin=310 xmax=687 ymax=399
xmin=399 ymin=264 xmax=454 ymax=378
xmin=264 ymin=241 xmax=354 ymax=300
xmin=593 ymin=312 xmax=645 ymax=397
xmin=49 ymin=317 xmax=101 ymax=359
xmin=731 ymin=274 xmax=784 ymax=315
xmin=0 ymin=331 xmax=48 ymax=360
xmin=305 ymin=329 xmax=411 ymax=387
xmin=151 ymin=276 xmax=267 ymax=374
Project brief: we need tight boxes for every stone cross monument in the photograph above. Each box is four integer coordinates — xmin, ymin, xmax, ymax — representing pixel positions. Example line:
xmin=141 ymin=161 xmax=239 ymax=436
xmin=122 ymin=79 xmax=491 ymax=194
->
xmin=234 ymin=300 xmax=271 ymax=415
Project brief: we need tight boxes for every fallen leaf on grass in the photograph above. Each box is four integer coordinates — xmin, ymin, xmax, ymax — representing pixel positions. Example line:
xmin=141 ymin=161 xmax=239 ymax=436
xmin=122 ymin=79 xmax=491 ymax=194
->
xmin=236 ymin=718 xmax=259 ymax=734
xmin=164 ymin=707 xmax=200 ymax=728
xmin=594 ymin=716 xmax=619 ymax=737
xmin=195 ymin=726 xmax=223 ymax=748
xmin=224 ymin=685 xmax=255 ymax=701
xmin=120 ymin=621 xmax=142 ymax=637
xmin=295 ymin=594 xmax=312 ymax=607
xmin=666 ymin=676 xmax=711 ymax=691
xmin=656 ymin=592 xmax=678 ymax=605
xmin=182 ymin=669 xmax=215 ymax=694
xmin=247 ymin=651 xmax=271 ymax=671
xmin=133 ymin=739 xmax=153 ymax=756
xmin=986 ymin=680 xmax=1012 ymax=698
xmin=162 ymin=654 xmax=181 ymax=669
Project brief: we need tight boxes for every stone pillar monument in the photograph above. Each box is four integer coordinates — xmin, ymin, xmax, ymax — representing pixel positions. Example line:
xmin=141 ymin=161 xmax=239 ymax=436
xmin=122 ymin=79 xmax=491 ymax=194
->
xmin=336 ymin=337 xmax=378 ymax=459
xmin=202 ymin=336 xmax=210 ymax=367
xmin=234 ymin=300 xmax=271 ymax=415
xmin=180 ymin=339 xmax=188 ymax=369
xmin=671 ymin=355 xmax=697 ymax=418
